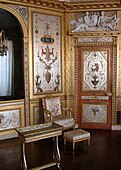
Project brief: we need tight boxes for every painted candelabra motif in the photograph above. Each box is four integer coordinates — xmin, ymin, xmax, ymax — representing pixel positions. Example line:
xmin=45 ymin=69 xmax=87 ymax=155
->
xmin=70 ymin=11 xmax=118 ymax=32
xmin=0 ymin=110 xmax=20 ymax=131
xmin=33 ymin=13 xmax=61 ymax=94
xmin=83 ymin=51 xmax=107 ymax=91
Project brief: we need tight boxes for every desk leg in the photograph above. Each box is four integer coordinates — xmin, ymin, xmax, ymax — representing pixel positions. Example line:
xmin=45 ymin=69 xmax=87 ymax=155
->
xmin=53 ymin=136 xmax=62 ymax=170
xmin=21 ymin=143 xmax=27 ymax=170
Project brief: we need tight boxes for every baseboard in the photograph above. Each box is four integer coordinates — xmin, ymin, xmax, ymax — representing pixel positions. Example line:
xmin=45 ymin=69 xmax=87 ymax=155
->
xmin=112 ymin=125 xmax=121 ymax=130
xmin=0 ymin=130 xmax=18 ymax=140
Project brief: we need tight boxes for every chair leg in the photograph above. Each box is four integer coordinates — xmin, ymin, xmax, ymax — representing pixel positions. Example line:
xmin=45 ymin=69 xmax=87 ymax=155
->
xmin=73 ymin=142 xmax=75 ymax=151
xmin=88 ymin=138 xmax=90 ymax=145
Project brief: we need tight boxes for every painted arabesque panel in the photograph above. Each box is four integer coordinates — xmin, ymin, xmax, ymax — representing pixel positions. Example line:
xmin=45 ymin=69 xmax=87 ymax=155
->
xmin=33 ymin=13 xmax=62 ymax=94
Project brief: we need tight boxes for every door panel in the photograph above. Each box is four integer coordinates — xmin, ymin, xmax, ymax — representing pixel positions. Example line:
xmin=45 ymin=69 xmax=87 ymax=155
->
xmin=78 ymin=45 xmax=113 ymax=129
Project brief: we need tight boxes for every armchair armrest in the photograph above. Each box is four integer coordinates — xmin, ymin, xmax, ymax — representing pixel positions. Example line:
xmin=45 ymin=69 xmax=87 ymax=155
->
xmin=43 ymin=108 xmax=53 ymax=122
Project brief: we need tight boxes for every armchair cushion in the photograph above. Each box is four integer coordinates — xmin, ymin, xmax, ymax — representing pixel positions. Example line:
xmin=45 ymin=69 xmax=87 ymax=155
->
xmin=54 ymin=116 xmax=75 ymax=129
xmin=45 ymin=97 xmax=61 ymax=116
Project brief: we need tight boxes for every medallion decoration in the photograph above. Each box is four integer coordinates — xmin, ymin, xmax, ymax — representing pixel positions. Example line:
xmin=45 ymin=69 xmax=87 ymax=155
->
xmin=70 ymin=11 xmax=118 ymax=32
xmin=83 ymin=51 xmax=108 ymax=91
xmin=82 ymin=104 xmax=107 ymax=123
xmin=33 ymin=13 xmax=62 ymax=94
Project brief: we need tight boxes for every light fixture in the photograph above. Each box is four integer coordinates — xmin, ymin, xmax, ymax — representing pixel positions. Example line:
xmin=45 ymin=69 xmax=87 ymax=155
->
xmin=0 ymin=30 xmax=8 ymax=56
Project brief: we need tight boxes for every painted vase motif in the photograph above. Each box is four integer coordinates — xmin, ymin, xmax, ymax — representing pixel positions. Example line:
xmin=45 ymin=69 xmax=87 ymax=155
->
xmin=45 ymin=70 xmax=51 ymax=83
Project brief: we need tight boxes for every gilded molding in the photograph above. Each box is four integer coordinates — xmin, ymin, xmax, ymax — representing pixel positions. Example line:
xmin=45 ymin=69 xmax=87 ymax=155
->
xmin=74 ymin=46 xmax=78 ymax=123
xmin=117 ymin=99 xmax=121 ymax=110
xmin=65 ymin=12 xmax=75 ymax=96
xmin=0 ymin=3 xmax=28 ymax=37
xmin=117 ymin=46 xmax=121 ymax=95
xmin=64 ymin=2 xmax=121 ymax=11
xmin=0 ymin=0 xmax=120 ymax=11
xmin=0 ymin=100 xmax=24 ymax=106
xmin=9 ymin=5 xmax=28 ymax=28
xmin=68 ymin=31 xmax=121 ymax=38
xmin=24 ymin=41 xmax=30 ymax=126
xmin=112 ymin=43 xmax=117 ymax=124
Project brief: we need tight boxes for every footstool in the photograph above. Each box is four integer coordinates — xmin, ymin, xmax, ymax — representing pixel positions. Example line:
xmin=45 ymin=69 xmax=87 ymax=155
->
xmin=64 ymin=129 xmax=91 ymax=150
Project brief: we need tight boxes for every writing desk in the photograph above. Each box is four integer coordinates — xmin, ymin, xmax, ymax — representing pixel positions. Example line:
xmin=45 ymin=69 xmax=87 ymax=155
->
xmin=15 ymin=122 xmax=63 ymax=170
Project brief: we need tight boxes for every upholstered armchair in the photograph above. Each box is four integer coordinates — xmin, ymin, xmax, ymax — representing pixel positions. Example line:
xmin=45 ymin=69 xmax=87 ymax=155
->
xmin=41 ymin=96 xmax=75 ymax=130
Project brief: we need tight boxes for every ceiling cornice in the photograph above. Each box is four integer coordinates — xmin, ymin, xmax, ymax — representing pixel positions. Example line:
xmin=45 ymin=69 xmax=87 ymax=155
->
xmin=0 ymin=0 xmax=120 ymax=11
xmin=64 ymin=1 xmax=121 ymax=11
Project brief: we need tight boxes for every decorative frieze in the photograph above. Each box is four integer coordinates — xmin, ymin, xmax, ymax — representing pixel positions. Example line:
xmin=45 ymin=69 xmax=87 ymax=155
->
xmin=78 ymin=37 xmax=113 ymax=43
xmin=70 ymin=11 xmax=118 ymax=32
xmin=0 ymin=0 xmax=120 ymax=11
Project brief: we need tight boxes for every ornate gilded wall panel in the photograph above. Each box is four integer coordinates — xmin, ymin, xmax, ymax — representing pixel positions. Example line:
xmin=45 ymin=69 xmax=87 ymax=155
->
xmin=30 ymin=105 xmax=41 ymax=125
xmin=30 ymin=99 xmax=44 ymax=125
xmin=116 ymin=11 xmax=121 ymax=124
xmin=63 ymin=12 xmax=76 ymax=120
xmin=64 ymin=12 xmax=75 ymax=96
xmin=117 ymin=100 xmax=121 ymax=111
xmin=32 ymin=12 xmax=62 ymax=94
xmin=33 ymin=106 xmax=41 ymax=124
xmin=0 ymin=109 xmax=20 ymax=131
xmin=0 ymin=101 xmax=25 ymax=131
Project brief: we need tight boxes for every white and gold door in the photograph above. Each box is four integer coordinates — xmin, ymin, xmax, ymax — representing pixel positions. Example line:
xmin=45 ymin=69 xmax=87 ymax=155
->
xmin=77 ymin=44 xmax=114 ymax=129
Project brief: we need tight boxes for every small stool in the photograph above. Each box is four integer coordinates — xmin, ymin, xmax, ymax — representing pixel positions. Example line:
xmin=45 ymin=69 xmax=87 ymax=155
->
xmin=64 ymin=129 xmax=91 ymax=150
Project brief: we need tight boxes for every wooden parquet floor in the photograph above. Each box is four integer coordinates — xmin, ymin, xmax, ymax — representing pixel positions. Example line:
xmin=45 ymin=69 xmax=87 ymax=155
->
xmin=0 ymin=129 xmax=121 ymax=170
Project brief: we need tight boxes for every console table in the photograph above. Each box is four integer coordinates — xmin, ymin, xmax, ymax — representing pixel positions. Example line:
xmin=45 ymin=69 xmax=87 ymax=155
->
xmin=15 ymin=122 xmax=63 ymax=170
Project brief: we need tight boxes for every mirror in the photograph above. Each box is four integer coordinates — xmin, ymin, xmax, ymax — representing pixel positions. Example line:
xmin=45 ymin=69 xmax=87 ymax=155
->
xmin=0 ymin=9 xmax=24 ymax=101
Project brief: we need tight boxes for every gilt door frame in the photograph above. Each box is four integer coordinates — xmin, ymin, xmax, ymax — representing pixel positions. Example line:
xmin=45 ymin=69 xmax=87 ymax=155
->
xmin=74 ymin=36 xmax=117 ymax=129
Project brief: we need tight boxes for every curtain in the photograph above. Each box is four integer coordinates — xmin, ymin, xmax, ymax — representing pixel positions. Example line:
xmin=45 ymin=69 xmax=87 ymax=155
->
xmin=0 ymin=41 xmax=13 ymax=96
